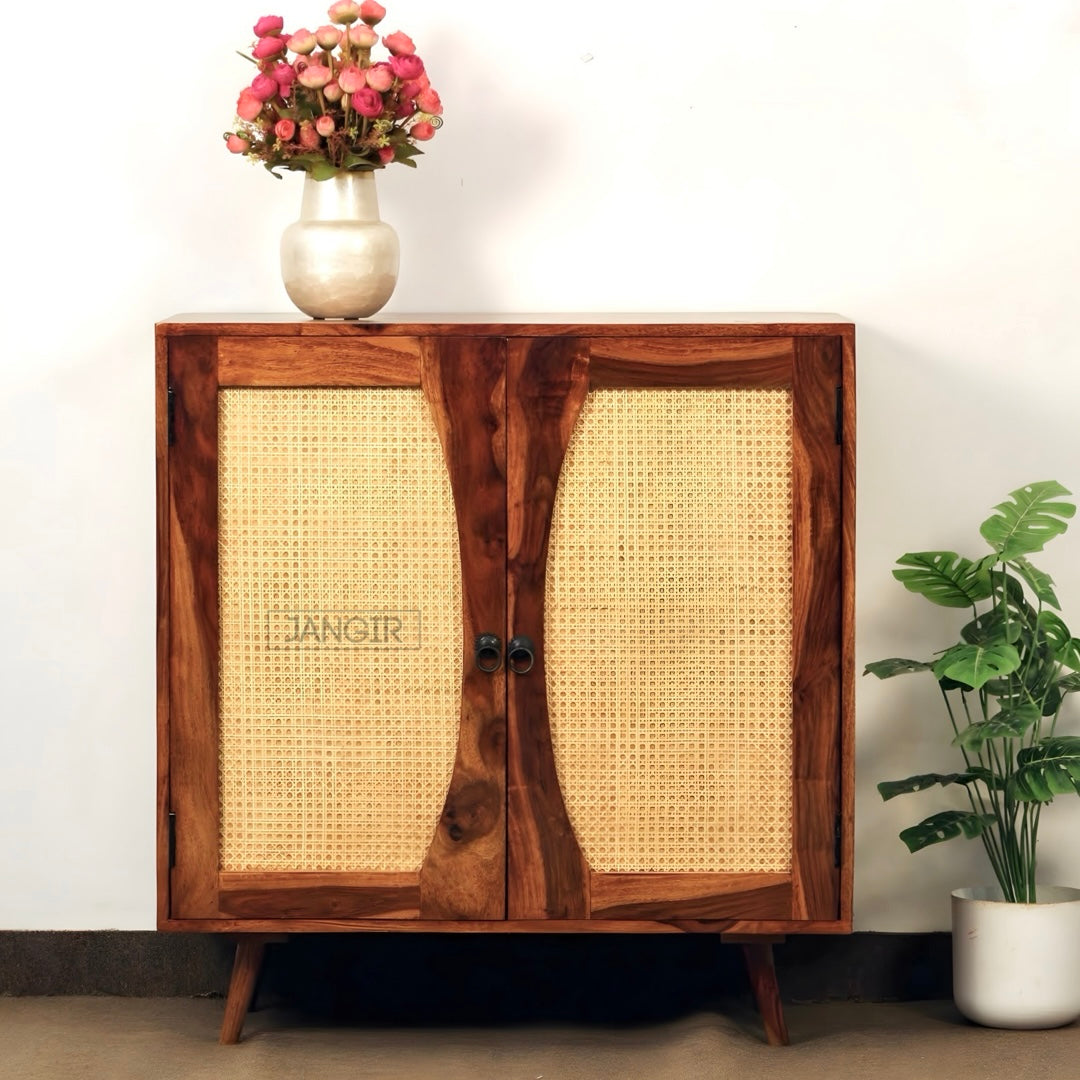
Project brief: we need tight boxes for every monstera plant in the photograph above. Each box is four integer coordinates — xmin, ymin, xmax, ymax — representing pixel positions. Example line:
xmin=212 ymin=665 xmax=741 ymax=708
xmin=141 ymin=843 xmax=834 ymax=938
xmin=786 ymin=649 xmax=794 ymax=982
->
xmin=865 ymin=481 xmax=1080 ymax=903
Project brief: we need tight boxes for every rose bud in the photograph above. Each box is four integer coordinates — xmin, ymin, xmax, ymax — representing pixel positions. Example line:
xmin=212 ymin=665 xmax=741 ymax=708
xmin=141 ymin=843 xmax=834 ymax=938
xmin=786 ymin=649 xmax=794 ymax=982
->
xmin=365 ymin=62 xmax=394 ymax=91
xmin=382 ymin=30 xmax=415 ymax=55
xmin=359 ymin=0 xmax=386 ymax=26
xmin=416 ymin=87 xmax=442 ymax=115
xmin=389 ymin=53 xmax=424 ymax=80
xmin=253 ymin=35 xmax=286 ymax=58
xmin=274 ymin=118 xmax=297 ymax=140
xmin=250 ymin=72 xmax=279 ymax=101
xmin=225 ymin=133 xmax=251 ymax=153
xmin=296 ymin=63 xmax=333 ymax=88
xmin=315 ymin=24 xmax=342 ymax=49
xmin=323 ymin=80 xmax=344 ymax=102
xmin=350 ymin=86 xmax=385 ymax=118
xmin=337 ymin=64 xmax=366 ymax=93
xmin=328 ymin=0 xmax=361 ymax=25
xmin=272 ymin=62 xmax=296 ymax=88
xmin=315 ymin=115 xmax=336 ymax=137
xmin=236 ymin=88 xmax=264 ymax=120
xmin=410 ymin=120 xmax=436 ymax=141
xmin=253 ymin=14 xmax=285 ymax=37
xmin=287 ymin=28 xmax=317 ymax=54
xmin=348 ymin=23 xmax=378 ymax=47
xmin=298 ymin=121 xmax=321 ymax=148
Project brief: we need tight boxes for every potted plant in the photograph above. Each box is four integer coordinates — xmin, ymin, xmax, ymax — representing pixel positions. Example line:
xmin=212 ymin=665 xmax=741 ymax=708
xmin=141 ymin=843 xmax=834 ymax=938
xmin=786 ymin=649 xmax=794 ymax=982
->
xmin=865 ymin=481 xmax=1080 ymax=1029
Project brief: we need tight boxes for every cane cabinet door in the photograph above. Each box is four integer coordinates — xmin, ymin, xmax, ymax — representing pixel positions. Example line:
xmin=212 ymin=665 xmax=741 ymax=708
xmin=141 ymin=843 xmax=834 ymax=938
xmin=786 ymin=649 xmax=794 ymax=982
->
xmin=163 ymin=331 xmax=507 ymax=922
xmin=505 ymin=334 xmax=848 ymax=925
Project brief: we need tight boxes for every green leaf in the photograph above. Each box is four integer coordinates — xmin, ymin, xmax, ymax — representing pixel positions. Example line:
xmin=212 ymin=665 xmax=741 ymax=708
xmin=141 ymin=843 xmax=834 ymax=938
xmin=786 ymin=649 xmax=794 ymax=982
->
xmin=892 ymin=552 xmax=994 ymax=608
xmin=1010 ymin=737 xmax=1080 ymax=801
xmin=961 ymin=608 xmax=1022 ymax=646
xmin=863 ymin=658 xmax=934 ymax=679
xmin=1009 ymin=556 xmax=1061 ymax=609
xmin=1036 ymin=611 xmax=1073 ymax=653
xmin=952 ymin=703 xmax=1040 ymax=752
xmin=1058 ymin=671 xmax=1080 ymax=693
xmin=932 ymin=643 xmax=1021 ymax=689
xmin=979 ymin=481 xmax=1075 ymax=561
xmin=878 ymin=768 xmax=1002 ymax=801
xmin=898 ymin=810 xmax=998 ymax=853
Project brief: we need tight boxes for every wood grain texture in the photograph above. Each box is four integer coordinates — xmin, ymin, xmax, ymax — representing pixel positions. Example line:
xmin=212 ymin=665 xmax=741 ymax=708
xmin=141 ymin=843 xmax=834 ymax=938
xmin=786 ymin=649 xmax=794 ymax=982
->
xmin=588 ymin=337 xmax=794 ymax=387
xmin=155 ymin=328 xmax=171 ymax=928
xmin=742 ymin=943 xmax=790 ymax=1046
xmin=506 ymin=337 xmax=591 ymax=920
xmin=168 ymin=335 xmax=222 ymax=920
xmin=418 ymin=337 xmax=508 ymax=920
xmin=839 ymin=329 xmax=856 ymax=926
xmin=590 ymin=874 xmax=792 ymax=920
xmin=217 ymin=337 xmax=421 ymax=386
xmin=789 ymin=335 xmax=845 ymax=922
xmin=219 ymin=873 xmax=419 ymax=918
xmin=219 ymin=936 xmax=279 ymax=1044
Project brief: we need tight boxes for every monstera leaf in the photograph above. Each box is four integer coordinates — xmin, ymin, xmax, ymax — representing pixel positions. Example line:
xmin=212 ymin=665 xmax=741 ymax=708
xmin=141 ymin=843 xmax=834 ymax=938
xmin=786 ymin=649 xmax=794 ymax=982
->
xmin=1010 ymin=555 xmax=1061 ymax=609
xmin=952 ymin=704 xmax=1040 ymax=752
xmin=898 ymin=810 xmax=998 ymax=853
xmin=892 ymin=552 xmax=994 ymax=608
xmin=1009 ymin=737 xmax=1080 ymax=801
xmin=863 ymin=658 xmax=933 ymax=679
xmin=932 ymin=643 xmax=1021 ymax=689
xmin=979 ymin=481 xmax=1075 ymax=561
xmin=878 ymin=767 xmax=1002 ymax=801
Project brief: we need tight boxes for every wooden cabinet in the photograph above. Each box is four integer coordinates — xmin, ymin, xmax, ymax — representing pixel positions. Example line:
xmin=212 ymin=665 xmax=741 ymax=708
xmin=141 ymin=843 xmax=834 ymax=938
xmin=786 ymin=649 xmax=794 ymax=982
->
xmin=156 ymin=315 xmax=855 ymax=1042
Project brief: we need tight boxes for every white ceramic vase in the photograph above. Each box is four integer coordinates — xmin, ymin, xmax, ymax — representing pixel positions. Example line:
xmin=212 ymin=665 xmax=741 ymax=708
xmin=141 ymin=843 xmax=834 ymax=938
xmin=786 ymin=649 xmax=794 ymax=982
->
xmin=952 ymin=885 xmax=1080 ymax=1029
xmin=280 ymin=170 xmax=399 ymax=320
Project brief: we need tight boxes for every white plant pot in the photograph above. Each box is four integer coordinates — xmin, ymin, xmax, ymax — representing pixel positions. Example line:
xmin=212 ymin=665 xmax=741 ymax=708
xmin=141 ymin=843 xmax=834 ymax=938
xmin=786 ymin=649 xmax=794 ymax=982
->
xmin=952 ymin=885 xmax=1080 ymax=1029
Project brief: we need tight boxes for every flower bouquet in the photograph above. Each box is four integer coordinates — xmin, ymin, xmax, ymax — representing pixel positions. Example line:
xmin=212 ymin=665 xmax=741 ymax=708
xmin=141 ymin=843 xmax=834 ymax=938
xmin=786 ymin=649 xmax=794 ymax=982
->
xmin=224 ymin=0 xmax=443 ymax=179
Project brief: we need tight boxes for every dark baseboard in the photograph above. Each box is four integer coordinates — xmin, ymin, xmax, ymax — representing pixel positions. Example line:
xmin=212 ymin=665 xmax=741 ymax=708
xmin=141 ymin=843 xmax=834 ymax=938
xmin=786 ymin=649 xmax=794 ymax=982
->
xmin=0 ymin=931 xmax=952 ymax=1014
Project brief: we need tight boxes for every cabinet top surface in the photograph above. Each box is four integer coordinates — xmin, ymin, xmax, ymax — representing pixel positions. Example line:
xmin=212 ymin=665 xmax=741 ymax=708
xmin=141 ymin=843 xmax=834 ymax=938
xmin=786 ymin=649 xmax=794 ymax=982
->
xmin=157 ymin=312 xmax=854 ymax=338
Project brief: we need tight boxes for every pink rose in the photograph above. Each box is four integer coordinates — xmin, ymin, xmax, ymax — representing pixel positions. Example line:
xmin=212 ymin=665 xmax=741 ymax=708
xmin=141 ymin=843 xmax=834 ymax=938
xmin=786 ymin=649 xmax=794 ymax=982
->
xmin=298 ymin=121 xmax=321 ymax=149
xmin=377 ymin=145 xmax=395 ymax=164
xmin=350 ymin=86 xmax=384 ymax=118
xmin=315 ymin=115 xmax=336 ymax=136
xmin=296 ymin=63 xmax=333 ymax=88
xmin=389 ymin=53 xmax=424 ymax=80
xmin=399 ymin=78 xmax=422 ymax=101
xmin=250 ymin=72 xmax=278 ymax=101
xmin=225 ymin=133 xmax=251 ymax=153
xmin=365 ymin=62 xmax=394 ymax=91
xmin=395 ymin=99 xmax=416 ymax=118
xmin=253 ymin=35 xmax=286 ymax=58
xmin=359 ymin=0 xmax=386 ymax=26
xmin=272 ymin=62 xmax=296 ymax=88
xmin=323 ymin=80 xmax=344 ymax=102
xmin=328 ymin=0 xmax=361 ymax=25
xmin=315 ymin=24 xmax=342 ymax=49
xmin=337 ymin=64 xmax=366 ymax=93
xmin=382 ymin=30 xmax=415 ymax=55
xmin=236 ymin=88 xmax=263 ymax=120
xmin=416 ymin=87 xmax=442 ymax=115
xmin=251 ymin=35 xmax=285 ymax=58
xmin=348 ymin=23 xmax=378 ymax=47
xmin=287 ymin=27 xmax=317 ymax=54
xmin=253 ymin=14 xmax=284 ymax=37
xmin=410 ymin=120 xmax=436 ymax=141
xmin=274 ymin=118 xmax=296 ymax=140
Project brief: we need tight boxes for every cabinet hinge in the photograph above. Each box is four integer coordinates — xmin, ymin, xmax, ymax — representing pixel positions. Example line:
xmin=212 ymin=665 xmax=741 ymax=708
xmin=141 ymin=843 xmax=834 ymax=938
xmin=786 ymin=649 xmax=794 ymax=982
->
xmin=834 ymin=814 xmax=842 ymax=867
xmin=168 ymin=812 xmax=177 ymax=868
xmin=167 ymin=385 xmax=176 ymax=446
xmin=834 ymin=386 xmax=843 ymax=444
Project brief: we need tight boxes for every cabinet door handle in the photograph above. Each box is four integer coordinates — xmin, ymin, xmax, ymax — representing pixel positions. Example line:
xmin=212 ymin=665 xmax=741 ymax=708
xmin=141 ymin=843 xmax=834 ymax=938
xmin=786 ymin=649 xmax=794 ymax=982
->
xmin=474 ymin=633 xmax=503 ymax=673
xmin=507 ymin=635 xmax=536 ymax=675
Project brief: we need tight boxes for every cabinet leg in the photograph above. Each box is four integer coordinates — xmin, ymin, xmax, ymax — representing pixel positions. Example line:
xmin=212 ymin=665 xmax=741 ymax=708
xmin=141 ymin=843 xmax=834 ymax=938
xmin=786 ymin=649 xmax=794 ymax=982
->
xmin=741 ymin=942 xmax=789 ymax=1046
xmin=219 ymin=934 xmax=285 ymax=1045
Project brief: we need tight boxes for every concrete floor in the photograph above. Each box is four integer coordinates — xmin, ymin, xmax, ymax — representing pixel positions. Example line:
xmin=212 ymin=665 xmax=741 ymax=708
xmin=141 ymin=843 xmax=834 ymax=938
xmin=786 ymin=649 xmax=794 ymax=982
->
xmin=1 ymin=997 xmax=1077 ymax=1080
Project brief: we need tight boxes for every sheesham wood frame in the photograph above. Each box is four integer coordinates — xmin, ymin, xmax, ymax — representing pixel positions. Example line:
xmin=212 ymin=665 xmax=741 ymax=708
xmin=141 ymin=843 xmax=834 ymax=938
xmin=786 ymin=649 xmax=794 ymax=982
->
xmin=156 ymin=315 xmax=855 ymax=937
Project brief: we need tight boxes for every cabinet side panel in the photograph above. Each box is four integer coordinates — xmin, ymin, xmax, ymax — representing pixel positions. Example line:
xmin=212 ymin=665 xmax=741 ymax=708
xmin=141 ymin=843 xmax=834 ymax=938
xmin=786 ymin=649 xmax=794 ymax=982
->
xmin=168 ymin=335 xmax=223 ymax=919
xmin=216 ymin=388 xmax=463 ymax=877
xmin=545 ymin=386 xmax=795 ymax=876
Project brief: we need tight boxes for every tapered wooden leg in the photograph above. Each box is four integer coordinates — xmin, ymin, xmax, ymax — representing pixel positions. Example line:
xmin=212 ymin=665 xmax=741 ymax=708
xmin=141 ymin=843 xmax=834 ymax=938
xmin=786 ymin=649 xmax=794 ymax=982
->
xmin=741 ymin=941 xmax=790 ymax=1046
xmin=219 ymin=935 xmax=284 ymax=1045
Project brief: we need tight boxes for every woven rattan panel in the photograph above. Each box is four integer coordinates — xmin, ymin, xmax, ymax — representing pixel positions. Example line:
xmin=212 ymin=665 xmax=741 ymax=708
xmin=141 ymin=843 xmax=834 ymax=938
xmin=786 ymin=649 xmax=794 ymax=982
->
xmin=218 ymin=388 xmax=462 ymax=872
xmin=545 ymin=388 xmax=794 ymax=874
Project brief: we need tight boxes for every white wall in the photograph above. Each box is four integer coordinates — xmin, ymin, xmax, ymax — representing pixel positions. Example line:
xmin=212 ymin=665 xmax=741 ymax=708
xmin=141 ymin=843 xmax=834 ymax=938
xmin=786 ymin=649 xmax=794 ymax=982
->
xmin=2 ymin=0 xmax=1078 ymax=931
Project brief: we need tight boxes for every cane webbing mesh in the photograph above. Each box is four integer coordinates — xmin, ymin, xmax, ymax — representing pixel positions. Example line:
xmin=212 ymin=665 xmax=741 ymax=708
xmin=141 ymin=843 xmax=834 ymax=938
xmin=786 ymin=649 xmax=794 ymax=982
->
xmin=217 ymin=388 xmax=462 ymax=873
xmin=545 ymin=387 xmax=794 ymax=874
